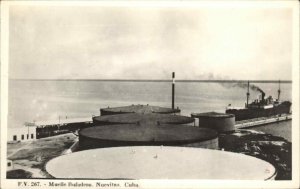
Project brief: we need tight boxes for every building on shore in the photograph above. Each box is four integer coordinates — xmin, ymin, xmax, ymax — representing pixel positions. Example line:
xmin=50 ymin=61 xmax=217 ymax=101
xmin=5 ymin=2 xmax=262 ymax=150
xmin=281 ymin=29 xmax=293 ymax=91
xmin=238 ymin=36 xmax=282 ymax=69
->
xmin=7 ymin=126 xmax=36 ymax=142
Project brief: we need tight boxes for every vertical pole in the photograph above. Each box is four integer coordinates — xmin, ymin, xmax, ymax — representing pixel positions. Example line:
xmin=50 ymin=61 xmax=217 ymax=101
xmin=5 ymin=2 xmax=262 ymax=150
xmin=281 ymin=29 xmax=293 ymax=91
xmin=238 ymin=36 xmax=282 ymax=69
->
xmin=58 ymin=115 xmax=60 ymax=131
xmin=172 ymin=72 xmax=175 ymax=109
xmin=278 ymin=80 xmax=281 ymax=101
xmin=246 ymin=80 xmax=250 ymax=108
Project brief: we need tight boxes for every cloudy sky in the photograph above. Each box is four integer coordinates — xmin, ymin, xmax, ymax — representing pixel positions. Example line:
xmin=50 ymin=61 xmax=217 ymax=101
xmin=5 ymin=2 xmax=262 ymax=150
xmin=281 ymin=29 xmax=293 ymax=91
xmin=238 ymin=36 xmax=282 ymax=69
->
xmin=9 ymin=4 xmax=294 ymax=80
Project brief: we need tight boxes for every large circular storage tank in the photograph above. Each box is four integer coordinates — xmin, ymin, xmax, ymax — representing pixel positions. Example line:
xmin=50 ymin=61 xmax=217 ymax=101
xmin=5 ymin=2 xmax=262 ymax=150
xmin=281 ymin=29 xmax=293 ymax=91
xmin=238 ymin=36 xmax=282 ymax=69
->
xmin=93 ymin=113 xmax=195 ymax=126
xmin=46 ymin=146 xmax=276 ymax=180
xmin=100 ymin=104 xmax=180 ymax=115
xmin=191 ymin=112 xmax=235 ymax=133
xmin=79 ymin=124 xmax=218 ymax=150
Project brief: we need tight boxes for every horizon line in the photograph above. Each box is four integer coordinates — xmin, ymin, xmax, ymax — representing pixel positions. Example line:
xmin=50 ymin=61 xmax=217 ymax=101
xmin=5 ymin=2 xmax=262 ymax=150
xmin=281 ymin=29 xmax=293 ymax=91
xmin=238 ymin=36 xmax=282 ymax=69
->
xmin=9 ymin=78 xmax=292 ymax=83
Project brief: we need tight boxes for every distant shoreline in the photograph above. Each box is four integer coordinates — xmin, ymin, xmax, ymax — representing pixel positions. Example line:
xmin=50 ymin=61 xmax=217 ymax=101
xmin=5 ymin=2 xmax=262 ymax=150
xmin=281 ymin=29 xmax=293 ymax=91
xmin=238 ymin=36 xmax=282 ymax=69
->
xmin=9 ymin=79 xmax=292 ymax=83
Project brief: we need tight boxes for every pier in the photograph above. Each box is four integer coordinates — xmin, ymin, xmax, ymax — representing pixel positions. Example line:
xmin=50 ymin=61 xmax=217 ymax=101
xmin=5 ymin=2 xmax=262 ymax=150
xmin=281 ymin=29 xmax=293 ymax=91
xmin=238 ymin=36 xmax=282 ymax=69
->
xmin=33 ymin=117 xmax=93 ymax=127
xmin=15 ymin=117 xmax=93 ymax=140
xmin=235 ymin=114 xmax=292 ymax=129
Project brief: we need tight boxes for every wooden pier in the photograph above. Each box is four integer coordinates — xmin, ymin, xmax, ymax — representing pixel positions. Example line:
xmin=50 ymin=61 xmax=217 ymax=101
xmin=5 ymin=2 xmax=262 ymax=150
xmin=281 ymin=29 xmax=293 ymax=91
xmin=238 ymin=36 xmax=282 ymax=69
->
xmin=33 ymin=117 xmax=93 ymax=127
xmin=25 ymin=117 xmax=93 ymax=139
xmin=235 ymin=114 xmax=292 ymax=129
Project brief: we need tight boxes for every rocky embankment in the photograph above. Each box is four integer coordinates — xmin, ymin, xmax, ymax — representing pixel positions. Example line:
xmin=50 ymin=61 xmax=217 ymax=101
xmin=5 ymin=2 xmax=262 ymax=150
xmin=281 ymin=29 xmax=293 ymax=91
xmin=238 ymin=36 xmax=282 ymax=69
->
xmin=219 ymin=129 xmax=291 ymax=180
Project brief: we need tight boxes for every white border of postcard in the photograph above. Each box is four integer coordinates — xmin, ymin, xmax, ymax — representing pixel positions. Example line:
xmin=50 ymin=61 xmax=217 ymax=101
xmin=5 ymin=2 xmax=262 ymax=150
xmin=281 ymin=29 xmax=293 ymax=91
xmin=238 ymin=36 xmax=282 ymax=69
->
xmin=1 ymin=1 xmax=299 ymax=189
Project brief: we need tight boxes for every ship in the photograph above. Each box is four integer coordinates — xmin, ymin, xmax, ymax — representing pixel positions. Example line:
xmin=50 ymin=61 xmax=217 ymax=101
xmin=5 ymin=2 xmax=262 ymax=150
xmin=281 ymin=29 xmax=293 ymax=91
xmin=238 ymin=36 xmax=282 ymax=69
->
xmin=225 ymin=81 xmax=292 ymax=121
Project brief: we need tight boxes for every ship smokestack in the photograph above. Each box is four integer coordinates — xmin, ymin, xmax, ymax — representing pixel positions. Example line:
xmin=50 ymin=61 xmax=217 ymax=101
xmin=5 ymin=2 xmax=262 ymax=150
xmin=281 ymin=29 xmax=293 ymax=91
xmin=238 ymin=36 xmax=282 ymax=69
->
xmin=246 ymin=81 xmax=250 ymax=108
xmin=172 ymin=72 xmax=175 ymax=109
xmin=277 ymin=80 xmax=281 ymax=101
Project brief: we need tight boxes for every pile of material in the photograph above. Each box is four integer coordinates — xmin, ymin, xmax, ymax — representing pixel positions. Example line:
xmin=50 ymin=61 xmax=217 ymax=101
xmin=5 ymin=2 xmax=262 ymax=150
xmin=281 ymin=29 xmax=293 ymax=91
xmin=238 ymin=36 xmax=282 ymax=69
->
xmin=219 ymin=129 xmax=291 ymax=180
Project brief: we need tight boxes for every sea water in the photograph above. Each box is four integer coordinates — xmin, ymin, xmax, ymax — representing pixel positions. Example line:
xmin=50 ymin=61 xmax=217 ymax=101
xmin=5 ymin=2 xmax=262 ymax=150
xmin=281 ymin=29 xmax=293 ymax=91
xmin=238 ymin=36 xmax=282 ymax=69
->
xmin=7 ymin=80 xmax=292 ymax=141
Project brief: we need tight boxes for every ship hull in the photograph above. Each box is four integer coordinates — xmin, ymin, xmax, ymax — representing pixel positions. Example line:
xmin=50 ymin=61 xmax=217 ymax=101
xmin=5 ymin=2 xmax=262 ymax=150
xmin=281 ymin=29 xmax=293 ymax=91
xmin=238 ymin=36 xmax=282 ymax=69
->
xmin=226 ymin=101 xmax=291 ymax=121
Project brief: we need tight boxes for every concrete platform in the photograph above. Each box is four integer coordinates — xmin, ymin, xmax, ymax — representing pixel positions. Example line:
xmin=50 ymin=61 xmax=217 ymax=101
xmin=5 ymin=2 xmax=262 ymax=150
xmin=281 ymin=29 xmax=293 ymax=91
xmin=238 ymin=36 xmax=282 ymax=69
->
xmin=46 ymin=146 xmax=276 ymax=180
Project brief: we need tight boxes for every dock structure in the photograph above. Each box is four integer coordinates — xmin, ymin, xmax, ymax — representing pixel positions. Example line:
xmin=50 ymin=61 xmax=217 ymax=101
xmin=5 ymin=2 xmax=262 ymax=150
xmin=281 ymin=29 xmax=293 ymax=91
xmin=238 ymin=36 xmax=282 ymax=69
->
xmin=30 ymin=117 xmax=93 ymax=139
xmin=8 ymin=117 xmax=94 ymax=142
xmin=33 ymin=117 xmax=93 ymax=128
xmin=235 ymin=114 xmax=291 ymax=129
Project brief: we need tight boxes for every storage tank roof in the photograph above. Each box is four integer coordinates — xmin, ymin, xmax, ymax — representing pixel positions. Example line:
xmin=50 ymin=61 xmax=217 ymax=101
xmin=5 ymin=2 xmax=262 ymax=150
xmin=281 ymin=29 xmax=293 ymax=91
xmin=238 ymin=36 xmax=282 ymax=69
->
xmin=191 ymin=112 xmax=235 ymax=118
xmin=46 ymin=146 xmax=276 ymax=180
xmin=93 ymin=113 xmax=194 ymax=125
xmin=79 ymin=124 xmax=217 ymax=142
xmin=101 ymin=104 xmax=180 ymax=114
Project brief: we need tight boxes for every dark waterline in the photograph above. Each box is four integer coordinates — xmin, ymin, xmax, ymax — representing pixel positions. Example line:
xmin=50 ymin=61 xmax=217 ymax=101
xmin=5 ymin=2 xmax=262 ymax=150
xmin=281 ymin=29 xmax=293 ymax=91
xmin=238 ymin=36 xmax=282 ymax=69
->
xmin=10 ymin=78 xmax=292 ymax=83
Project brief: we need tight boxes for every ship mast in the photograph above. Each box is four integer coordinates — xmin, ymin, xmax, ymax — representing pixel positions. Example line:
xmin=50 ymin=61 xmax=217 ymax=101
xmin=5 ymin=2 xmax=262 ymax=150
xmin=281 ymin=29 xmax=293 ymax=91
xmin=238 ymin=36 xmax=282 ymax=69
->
xmin=277 ymin=80 xmax=281 ymax=101
xmin=172 ymin=72 xmax=175 ymax=109
xmin=246 ymin=80 xmax=250 ymax=108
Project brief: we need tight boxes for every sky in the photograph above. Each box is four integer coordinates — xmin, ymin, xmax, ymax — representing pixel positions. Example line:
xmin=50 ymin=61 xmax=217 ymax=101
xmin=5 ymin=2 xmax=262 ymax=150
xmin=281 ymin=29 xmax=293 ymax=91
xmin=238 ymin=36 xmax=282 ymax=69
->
xmin=8 ymin=4 xmax=294 ymax=80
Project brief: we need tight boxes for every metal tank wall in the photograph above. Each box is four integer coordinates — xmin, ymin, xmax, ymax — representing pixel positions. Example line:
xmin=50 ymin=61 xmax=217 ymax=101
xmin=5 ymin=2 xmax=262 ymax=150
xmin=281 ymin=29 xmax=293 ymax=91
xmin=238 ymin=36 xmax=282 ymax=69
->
xmin=182 ymin=138 xmax=219 ymax=149
xmin=92 ymin=113 xmax=195 ymax=126
xmin=100 ymin=104 xmax=181 ymax=116
xmin=193 ymin=113 xmax=235 ymax=133
xmin=78 ymin=135 xmax=219 ymax=151
xmin=199 ymin=117 xmax=235 ymax=133
xmin=78 ymin=124 xmax=219 ymax=151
